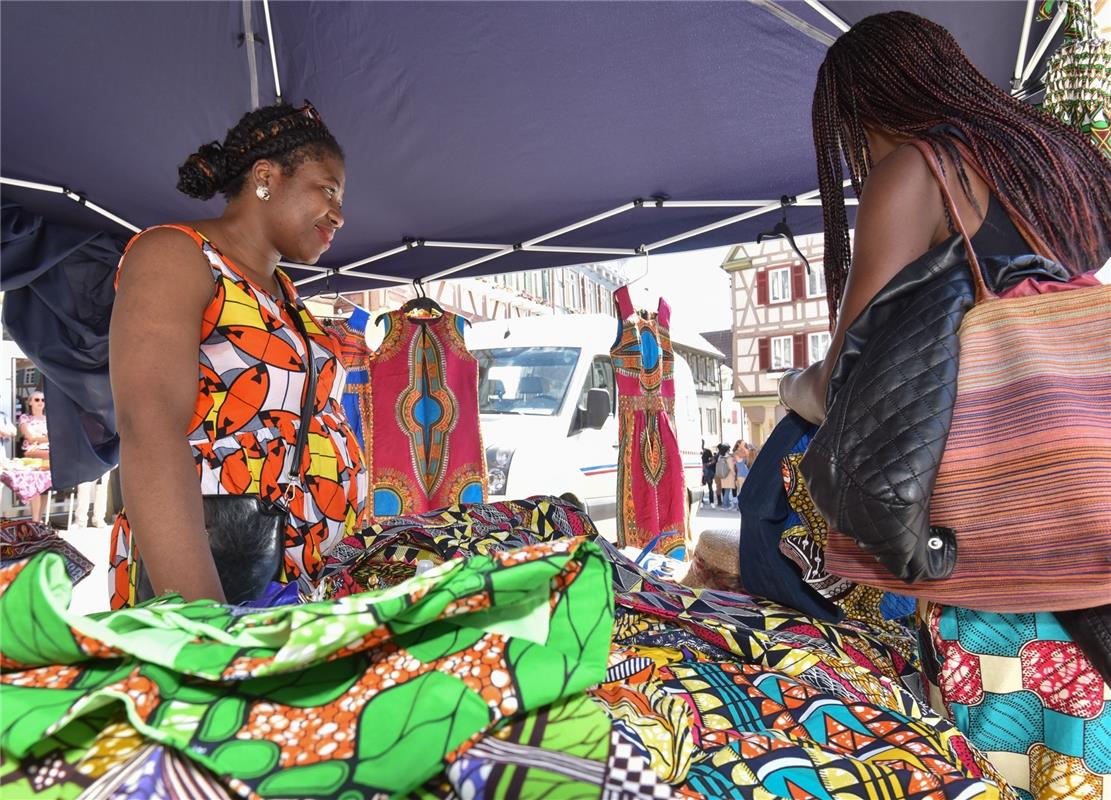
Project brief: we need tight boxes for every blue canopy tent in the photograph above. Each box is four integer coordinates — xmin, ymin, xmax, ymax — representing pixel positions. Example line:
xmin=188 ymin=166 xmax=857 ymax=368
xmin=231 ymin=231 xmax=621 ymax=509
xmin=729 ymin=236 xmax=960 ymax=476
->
xmin=0 ymin=1 xmax=1061 ymax=485
xmin=2 ymin=1 xmax=1061 ymax=290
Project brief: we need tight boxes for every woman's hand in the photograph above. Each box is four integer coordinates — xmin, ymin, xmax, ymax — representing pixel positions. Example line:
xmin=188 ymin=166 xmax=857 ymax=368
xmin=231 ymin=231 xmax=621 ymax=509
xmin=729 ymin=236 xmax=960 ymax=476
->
xmin=111 ymin=228 xmax=227 ymax=604
xmin=778 ymin=363 xmax=828 ymax=425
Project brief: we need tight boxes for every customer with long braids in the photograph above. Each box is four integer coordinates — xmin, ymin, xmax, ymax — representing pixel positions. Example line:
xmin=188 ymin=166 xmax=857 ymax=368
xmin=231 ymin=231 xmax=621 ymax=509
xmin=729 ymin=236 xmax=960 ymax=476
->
xmin=109 ymin=102 xmax=366 ymax=608
xmin=778 ymin=12 xmax=1111 ymax=794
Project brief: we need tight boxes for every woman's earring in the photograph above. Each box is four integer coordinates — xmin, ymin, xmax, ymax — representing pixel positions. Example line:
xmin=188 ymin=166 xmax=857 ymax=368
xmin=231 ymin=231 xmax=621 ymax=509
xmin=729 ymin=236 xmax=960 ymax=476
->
xmin=256 ymin=185 xmax=271 ymax=201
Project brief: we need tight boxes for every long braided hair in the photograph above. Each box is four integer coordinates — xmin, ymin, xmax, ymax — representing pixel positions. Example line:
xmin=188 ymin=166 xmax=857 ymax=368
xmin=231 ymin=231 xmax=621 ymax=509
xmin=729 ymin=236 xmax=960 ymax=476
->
xmin=177 ymin=102 xmax=343 ymax=201
xmin=813 ymin=11 xmax=1111 ymax=323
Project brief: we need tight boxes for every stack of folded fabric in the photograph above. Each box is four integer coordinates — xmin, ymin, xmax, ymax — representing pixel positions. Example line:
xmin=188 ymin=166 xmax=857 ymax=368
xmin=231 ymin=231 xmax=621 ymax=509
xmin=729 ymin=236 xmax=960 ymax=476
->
xmin=0 ymin=497 xmax=1014 ymax=799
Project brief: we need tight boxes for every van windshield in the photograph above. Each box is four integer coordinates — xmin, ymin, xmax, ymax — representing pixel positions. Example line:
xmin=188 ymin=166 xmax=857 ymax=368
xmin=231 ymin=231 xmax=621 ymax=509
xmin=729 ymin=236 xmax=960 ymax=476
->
xmin=473 ymin=347 xmax=580 ymax=416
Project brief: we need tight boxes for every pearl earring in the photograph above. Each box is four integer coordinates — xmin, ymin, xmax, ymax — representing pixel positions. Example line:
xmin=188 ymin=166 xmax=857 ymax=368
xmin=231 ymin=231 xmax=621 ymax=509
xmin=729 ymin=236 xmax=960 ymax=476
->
xmin=256 ymin=185 xmax=271 ymax=201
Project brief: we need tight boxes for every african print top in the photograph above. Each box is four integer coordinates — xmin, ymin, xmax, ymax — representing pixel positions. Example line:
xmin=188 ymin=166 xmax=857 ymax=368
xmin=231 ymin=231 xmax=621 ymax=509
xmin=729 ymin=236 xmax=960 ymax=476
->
xmin=365 ymin=310 xmax=486 ymax=519
xmin=321 ymin=307 xmax=373 ymax=475
xmin=610 ymin=286 xmax=689 ymax=558
xmin=108 ymin=225 xmax=367 ymax=609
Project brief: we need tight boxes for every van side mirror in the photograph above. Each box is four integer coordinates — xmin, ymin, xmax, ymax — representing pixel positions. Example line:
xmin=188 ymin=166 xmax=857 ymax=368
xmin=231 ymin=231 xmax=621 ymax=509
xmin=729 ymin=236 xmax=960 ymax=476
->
xmin=585 ymin=388 xmax=610 ymax=430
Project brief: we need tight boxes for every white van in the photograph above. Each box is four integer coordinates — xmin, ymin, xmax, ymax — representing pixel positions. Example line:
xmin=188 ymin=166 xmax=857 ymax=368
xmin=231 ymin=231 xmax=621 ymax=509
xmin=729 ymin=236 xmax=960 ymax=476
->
xmin=466 ymin=314 xmax=705 ymax=540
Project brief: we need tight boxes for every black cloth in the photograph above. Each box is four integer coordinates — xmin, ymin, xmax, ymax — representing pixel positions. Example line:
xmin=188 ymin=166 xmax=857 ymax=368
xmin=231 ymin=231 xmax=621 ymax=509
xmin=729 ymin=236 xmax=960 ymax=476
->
xmin=1 ymin=203 xmax=126 ymax=488
xmin=738 ymin=411 xmax=840 ymax=622
xmin=968 ymin=194 xmax=1029 ymax=260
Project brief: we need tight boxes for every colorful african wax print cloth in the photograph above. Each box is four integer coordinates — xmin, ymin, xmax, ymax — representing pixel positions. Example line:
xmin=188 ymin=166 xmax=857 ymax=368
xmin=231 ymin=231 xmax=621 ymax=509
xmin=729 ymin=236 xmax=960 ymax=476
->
xmin=108 ymin=225 xmax=367 ymax=609
xmin=413 ymin=692 xmax=679 ymax=800
xmin=322 ymin=307 xmax=374 ymax=475
xmin=0 ymin=535 xmax=612 ymax=799
xmin=406 ymin=538 xmax=1013 ymax=799
xmin=596 ymin=540 xmax=1017 ymax=799
xmin=365 ymin=309 xmax=486 ymax=521
xmin=1039 ymin=0 xmax=1111 ymax=157
xmin=780 ymin=453 xmax=916 ymax=627
xmin=921 ymin=602 xmax=1111 ymax=800
xmin=315 ymin=496 xmax=601 ymax=601
xmin=611 ymin=286 xmax=689 ymax=559
xmin=0 ymin=520 xmax=93 ymax=585
xmin=0 ymin=714 xmax=236 ymax=800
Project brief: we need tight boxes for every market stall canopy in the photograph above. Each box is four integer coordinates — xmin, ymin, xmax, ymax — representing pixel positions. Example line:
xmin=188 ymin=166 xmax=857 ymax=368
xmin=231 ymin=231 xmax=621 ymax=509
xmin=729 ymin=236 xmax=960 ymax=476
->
xmin=1 ymin=1 xmax=1060 ymax=293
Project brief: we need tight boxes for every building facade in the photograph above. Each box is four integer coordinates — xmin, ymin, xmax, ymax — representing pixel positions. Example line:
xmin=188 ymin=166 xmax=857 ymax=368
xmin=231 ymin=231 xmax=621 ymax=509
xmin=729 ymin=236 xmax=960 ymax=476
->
xmin=321 ymin=263 xmax=626 ymax=324
xmin=672 ymin=337 xmax=725 ymax=447
xmin=720 ymin=233 xmax=832 ymax=446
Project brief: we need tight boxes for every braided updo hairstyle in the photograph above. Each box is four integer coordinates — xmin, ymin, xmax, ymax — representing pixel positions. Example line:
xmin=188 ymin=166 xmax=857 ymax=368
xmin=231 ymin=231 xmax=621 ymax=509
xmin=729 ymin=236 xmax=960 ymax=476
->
xmin=813 ymin=11 xmax=1111 ymax=323
xmin=177 ymin=102 xmax=343 ymax=201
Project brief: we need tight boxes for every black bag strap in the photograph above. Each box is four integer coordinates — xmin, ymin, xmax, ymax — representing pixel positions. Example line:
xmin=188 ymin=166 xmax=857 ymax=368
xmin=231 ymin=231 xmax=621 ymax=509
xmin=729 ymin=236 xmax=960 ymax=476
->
xmin=278 ymin=279 xmax=318 ymax=504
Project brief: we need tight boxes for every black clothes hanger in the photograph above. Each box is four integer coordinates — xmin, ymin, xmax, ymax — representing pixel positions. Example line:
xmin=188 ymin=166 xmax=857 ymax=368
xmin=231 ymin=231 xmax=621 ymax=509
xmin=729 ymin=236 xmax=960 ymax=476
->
xmin=756 ymin=196 xmax=811 ymax=274
xmin=374 ymin=278 xmax=471 ymax=328
xmin=400 ymin=278 xmax=444 ymax=316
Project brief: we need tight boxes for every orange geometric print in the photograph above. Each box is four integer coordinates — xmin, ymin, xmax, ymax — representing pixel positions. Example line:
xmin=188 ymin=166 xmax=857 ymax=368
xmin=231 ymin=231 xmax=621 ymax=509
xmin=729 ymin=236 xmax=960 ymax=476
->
xmin=107 ymin=225 xmax=366 ymax=609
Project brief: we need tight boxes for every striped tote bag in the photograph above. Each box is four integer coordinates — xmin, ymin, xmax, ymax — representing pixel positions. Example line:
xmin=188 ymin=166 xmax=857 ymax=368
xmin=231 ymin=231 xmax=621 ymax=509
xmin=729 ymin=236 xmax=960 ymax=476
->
xmin=825 ymin=143 xmax=1111 ymax=613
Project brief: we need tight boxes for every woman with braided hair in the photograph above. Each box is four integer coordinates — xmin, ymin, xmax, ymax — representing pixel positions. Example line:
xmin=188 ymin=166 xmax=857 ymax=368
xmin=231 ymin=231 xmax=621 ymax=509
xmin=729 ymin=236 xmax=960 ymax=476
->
xmin=108 ymin=102 xmax=366 ymax=608
xmin=774 ymin=11 xmax=1111 ymax=795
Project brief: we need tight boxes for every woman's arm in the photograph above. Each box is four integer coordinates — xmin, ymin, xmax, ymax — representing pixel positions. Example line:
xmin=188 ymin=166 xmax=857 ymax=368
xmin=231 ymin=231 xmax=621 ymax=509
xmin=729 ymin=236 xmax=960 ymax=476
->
xmin=110 ymin=228 xmax=226 ymax=603
xmin=18 ymin=422 xmax=48 ymax=445
xmin=779 ymin=144 xmax=945 ymax=424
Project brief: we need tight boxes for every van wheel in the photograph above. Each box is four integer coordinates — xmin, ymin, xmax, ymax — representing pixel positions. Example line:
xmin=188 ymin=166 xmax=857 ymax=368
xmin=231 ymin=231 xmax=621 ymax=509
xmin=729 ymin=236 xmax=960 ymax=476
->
xmin=559 ymin=492 xmax=586 ymax=512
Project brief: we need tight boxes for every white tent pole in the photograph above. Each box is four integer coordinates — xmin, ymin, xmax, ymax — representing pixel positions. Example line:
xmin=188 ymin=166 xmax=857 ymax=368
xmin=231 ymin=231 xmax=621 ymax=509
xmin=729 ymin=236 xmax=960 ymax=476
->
xmin=1012 ymin=0 xmax=1037 ymax=92
xmin=294 ymin=243 xmax=414 ymax=288
xmin=1019 ymin=4 xmax=1067 ymax=89
xmin=426 ymin=248 xmax=515 ymax=282
xmin=649 ymin=200 xmax=780 ymax=208
xmin=423 ymin=241 xmax=506 ymax=251
xmin=522 ymin=201 xmax=638 ymax=247
xmin=525 ymin=245 xmax=638 ymax=256
xmin=1 ymin=176 xmax=140 ymax=233
xmin=427 ymin=201 xmax=637 ymax=281
xmin=277 ymin=261 xmax=328 ymax=273
xmin=1 ymin=177 xmax=65 ymax=194
xmin=261 ymin=0 xmax=283 ymax=104
xmin=801 ymin=0 xmax=850 ymax=33
xmin=643 ymin=181 xmax=851 ymax=253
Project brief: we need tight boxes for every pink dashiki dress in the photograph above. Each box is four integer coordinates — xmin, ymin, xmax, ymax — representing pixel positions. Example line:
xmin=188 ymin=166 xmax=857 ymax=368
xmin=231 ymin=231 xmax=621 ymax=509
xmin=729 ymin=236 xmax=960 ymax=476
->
xmin=610 ymin=286 xmax=690 ymax=558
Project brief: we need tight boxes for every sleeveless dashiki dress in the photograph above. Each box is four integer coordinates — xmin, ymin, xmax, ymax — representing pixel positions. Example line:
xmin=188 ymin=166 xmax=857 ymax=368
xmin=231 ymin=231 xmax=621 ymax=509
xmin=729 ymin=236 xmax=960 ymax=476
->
xmin=610 ymin=286 xmax=690 ymax=559
xmin=365 ymin=309 xmax=486 ymax=519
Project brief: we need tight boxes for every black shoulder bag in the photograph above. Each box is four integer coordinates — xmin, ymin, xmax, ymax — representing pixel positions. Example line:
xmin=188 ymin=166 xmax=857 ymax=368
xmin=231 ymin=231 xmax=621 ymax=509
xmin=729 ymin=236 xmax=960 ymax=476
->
xmin=136 ymin=287 xmax=317 ymax=605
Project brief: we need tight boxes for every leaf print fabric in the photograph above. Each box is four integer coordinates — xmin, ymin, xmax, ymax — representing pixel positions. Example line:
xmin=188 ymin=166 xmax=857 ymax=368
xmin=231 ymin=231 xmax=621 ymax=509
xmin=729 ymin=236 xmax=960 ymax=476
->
xmin=0 ymin=536 xmax=612 ymax=799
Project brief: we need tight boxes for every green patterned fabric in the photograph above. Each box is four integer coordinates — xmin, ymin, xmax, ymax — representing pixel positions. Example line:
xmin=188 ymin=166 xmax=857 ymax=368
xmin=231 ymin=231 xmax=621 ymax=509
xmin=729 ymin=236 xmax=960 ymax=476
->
xmin=0 ymin=538 xmax=612 ymax=798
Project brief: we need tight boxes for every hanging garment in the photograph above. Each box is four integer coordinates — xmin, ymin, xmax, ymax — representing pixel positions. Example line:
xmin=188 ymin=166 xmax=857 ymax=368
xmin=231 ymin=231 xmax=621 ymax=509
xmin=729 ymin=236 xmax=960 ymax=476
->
xmin=321 ymin=307 xmax=373 ymax=455
xmin=0 ymin=203 xmax=125 ymax=489
xmin=321 ymin=308 xmax=374 ymax=523
xmin=610 ymin=286 xmax=689 ymax=558
xmin=107 ymin=226 xmax=367 ymax=609
xmin=365 ymin=310 xmax=485 ymax=519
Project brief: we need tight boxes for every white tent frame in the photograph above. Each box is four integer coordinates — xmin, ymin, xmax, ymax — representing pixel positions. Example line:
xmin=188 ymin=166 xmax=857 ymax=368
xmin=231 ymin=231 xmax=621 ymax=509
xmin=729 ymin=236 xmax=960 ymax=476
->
xmin=0 ymin=0 xmax=1055 ymax=292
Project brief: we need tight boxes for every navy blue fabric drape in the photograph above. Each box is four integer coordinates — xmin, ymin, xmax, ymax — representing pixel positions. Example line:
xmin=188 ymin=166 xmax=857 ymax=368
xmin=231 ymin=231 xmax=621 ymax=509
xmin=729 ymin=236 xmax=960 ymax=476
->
xmin=1 ymin=203 xmax=125 ymax=488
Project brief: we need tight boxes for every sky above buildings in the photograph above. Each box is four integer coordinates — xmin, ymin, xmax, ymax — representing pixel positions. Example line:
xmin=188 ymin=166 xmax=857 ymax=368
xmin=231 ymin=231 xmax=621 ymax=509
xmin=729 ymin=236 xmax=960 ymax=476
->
xmin=612 ymin=246 xmax=734 ymax=335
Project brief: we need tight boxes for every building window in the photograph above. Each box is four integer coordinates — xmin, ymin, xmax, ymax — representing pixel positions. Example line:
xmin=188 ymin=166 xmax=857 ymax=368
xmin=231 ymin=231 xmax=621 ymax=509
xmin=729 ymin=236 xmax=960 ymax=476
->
xmin=807 ymin=268 xmax=826 ymax=297
xmin=771 ymin=336 xmax=793 ymax=371
xmin=808 ymin=332 xmax=831 ymax=363
xmin=769 ymin=267 xmax=791 ymax=303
